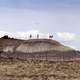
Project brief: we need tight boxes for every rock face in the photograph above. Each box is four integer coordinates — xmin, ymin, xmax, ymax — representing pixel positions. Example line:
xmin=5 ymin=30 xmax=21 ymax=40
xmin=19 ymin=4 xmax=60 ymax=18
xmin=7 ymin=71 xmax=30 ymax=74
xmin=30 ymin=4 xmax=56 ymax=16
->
xmin=0 ymin=38 xmax=73 ymax=53
xmin=16 ymin=39 xmax=73 ymax=53
xmin=15 ymin=39 xmax=73 ymax=53
xmin=3 ymin=46 xmax=14 ymax=53
xmin=0 ymin=50 xmax=80 ymax=61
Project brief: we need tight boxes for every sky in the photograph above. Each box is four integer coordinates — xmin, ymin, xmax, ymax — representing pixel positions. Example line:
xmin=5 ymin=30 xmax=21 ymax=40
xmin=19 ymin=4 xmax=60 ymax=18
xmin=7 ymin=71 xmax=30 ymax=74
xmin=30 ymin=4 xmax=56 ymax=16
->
xmin=0 ymin=0 xmax=80 ymax=50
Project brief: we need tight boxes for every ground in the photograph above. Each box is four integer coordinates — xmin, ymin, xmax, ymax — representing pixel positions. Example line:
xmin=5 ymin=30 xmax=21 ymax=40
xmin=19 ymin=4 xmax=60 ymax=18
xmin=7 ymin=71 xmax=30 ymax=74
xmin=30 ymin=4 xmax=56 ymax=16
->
xmin=0 ymin=58 xmax=80 ymax=80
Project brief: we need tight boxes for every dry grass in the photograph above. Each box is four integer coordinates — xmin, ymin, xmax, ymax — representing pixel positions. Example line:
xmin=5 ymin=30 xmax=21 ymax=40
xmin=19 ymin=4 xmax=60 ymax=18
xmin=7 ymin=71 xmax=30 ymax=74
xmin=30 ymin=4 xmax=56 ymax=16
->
xmin=0 ymin=59 xmax=80 ymax=80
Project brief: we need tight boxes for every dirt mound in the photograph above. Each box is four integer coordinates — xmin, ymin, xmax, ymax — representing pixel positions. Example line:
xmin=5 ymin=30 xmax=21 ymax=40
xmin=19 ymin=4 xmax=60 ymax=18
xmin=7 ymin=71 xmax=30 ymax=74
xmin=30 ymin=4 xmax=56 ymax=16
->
xmin=0 ymin=38 xmax=79 ymax=62
xmin=0 ymin=38 xmax=73 ymax=53
xmin=15 ymin=39 xmax=73 ymax=53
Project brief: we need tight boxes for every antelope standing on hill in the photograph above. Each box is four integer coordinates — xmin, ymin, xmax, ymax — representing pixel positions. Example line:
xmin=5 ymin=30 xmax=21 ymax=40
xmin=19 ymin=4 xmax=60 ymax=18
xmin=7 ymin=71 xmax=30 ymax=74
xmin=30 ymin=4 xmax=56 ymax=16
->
xmin=29 ymin=34 xmax=32 ymax=39
xmin=49 ymin=35 xmax=53 ymax=39
xmin=37 ymin=34 xmax=39 ymax=39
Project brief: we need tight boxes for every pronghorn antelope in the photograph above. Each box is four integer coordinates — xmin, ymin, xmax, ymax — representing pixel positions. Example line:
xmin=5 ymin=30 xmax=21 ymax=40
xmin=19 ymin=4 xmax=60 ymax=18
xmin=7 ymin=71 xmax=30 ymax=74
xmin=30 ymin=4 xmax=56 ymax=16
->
xmin=49 ymin=35 xmax=53 ymax=39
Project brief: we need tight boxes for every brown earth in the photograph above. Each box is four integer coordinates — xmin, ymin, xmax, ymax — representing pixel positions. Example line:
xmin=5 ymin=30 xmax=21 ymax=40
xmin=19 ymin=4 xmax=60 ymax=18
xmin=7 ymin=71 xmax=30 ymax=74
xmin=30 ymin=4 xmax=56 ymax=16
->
xmin=0 ymin=38 xmax=80 ymax=80
xmin=0 ymin=59 xmax=80 ymax=80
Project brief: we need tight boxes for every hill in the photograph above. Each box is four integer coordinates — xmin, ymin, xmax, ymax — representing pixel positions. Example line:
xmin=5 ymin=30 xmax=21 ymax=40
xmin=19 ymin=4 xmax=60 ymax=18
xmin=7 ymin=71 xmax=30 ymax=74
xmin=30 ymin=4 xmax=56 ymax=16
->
xmin=0 ymin=38 xmax=80 ymax=61
xmin=0 ymin=38 xmax=73 ymax=52
xmin=0 ymin=38 xmax=80 ymax=80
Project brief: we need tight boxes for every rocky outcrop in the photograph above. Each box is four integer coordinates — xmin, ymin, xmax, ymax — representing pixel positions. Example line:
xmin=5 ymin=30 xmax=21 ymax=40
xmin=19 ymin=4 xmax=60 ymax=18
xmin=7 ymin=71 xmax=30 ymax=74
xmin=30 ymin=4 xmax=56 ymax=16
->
xmin=0 ymin=38 xmax=79 ymax=61
xmin=15 ymin=39 xmax=73 ymax=53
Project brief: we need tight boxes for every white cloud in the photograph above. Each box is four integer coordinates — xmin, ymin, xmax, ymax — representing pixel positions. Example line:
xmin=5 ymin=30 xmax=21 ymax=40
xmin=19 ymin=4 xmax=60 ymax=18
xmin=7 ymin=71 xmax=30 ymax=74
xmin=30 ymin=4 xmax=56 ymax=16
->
xmin=0 ymin=30 xmax=50 ymax=40
xmin=56 ymin=32 xmax=76 ymax=40
xmin=0 ymin=31 xmax=77 ymax=41
xmin=15 ymin=30 xmax=51 ymax=39
xmin=0 ymin=31 xmax=13 ymax=38
xmin=14 ymin=30 xmax=40 ymax=39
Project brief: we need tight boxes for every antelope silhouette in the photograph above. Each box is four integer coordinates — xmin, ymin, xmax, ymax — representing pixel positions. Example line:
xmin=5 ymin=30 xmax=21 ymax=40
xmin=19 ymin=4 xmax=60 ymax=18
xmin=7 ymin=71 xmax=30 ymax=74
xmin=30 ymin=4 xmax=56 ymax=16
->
xmin=49 ymin=35 xmax=53 ymax=39
xmin=29 ymin=34 xmax=32 ymax=39
xmin=37 ymin=34 xmax=39 ymax=39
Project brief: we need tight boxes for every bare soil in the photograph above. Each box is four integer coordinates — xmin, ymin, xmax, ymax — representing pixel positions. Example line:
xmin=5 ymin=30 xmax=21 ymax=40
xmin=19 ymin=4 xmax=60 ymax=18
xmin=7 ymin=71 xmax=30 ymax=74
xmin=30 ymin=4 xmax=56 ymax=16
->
xmin=0 ymin=58 xmax=80 ymax=80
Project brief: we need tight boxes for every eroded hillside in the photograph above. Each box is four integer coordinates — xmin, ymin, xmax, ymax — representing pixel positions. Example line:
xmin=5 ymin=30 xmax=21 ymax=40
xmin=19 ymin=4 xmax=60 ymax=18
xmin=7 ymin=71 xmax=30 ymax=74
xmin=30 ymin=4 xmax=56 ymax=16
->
xmin=0 ymin=38 xmax=80 ymax=80
xmin=0 ymin=38 xmax=74 ymax=53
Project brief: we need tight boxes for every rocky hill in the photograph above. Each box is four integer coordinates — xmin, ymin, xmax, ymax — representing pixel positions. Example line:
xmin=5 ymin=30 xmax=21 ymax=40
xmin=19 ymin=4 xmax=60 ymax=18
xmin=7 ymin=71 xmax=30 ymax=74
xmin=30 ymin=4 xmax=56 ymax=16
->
xmin=0 ymin=38 xmax=80 ymax=61
xmin=0 ymin=38 xmax=80 ymax=80
xmin=0 ymin=38 xmax=73 ymax=53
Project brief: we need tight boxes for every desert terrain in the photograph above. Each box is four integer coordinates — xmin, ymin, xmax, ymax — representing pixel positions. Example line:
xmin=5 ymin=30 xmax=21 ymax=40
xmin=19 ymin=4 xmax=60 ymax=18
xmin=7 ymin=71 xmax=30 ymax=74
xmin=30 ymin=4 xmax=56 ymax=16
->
xmin=0 ymin=37 xmax=80 ymax=80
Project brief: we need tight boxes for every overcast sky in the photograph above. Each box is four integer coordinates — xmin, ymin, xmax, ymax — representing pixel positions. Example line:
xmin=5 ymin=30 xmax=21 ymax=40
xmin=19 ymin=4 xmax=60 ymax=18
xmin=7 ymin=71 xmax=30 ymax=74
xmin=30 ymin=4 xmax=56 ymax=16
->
xmin=0 ymin=0 xmax=80 ymax=50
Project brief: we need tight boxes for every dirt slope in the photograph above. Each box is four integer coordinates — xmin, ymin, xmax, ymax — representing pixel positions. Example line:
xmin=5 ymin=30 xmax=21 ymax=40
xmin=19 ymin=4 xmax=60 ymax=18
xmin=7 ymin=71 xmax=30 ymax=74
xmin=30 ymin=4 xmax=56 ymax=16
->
xmin=0 ymin=38 xmax=74 ymax=53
